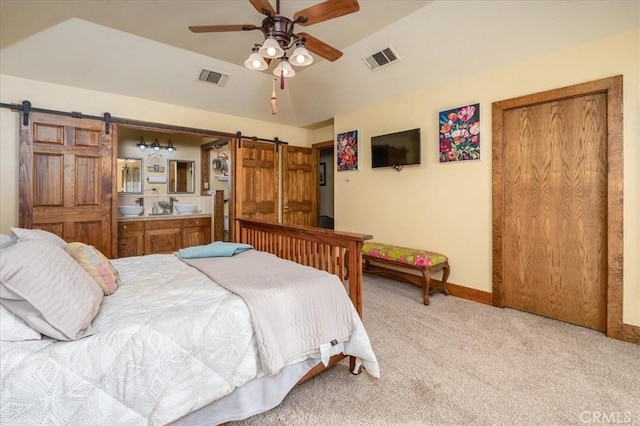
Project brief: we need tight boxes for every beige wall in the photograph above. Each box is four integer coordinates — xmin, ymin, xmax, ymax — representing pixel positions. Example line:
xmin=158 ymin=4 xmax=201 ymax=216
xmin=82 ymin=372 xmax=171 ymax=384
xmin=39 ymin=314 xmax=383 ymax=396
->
xmin=334 ymin=30 xmax=640 ymax=326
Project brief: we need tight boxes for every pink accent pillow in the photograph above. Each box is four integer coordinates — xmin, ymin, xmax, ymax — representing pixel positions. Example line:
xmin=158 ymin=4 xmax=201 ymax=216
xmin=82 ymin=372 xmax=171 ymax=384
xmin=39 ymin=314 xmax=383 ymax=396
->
xmin=65 ymin=242 xmax=119 ymax=296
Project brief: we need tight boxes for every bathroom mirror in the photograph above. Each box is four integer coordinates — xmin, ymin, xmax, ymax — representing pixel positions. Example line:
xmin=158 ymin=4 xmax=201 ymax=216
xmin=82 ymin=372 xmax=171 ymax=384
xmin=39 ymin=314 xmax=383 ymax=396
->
xmin=117 ymin=158 xmax=143 ymax=193
xmin=168 ymin=160 xmax=195 ymax=193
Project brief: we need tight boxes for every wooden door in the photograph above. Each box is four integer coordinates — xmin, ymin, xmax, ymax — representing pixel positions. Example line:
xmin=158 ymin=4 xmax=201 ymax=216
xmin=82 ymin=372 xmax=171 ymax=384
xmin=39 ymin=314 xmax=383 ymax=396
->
xmin=176 ymin=162 xmax=188 ymax=192
xmin=493 ymin=76 xmax=624 ymax=335
xmin=232 ymin=139 xmax=279 ymax=229
xmin=19 ymin=112 xmax=116 ymax=257
xmin=282 ymin=145 xmax=318 ymax=226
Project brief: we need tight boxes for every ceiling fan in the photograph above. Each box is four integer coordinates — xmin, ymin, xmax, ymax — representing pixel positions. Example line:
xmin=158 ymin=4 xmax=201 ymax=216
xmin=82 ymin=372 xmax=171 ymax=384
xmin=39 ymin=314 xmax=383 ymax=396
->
xmin=189 ymin=0 xmax=360 ymax=69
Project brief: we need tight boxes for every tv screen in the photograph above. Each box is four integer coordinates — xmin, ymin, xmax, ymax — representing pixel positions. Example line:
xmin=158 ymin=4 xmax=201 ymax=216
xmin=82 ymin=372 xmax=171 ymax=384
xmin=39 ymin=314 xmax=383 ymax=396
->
xmin=371 ymin=128 xmax=421 ymax=169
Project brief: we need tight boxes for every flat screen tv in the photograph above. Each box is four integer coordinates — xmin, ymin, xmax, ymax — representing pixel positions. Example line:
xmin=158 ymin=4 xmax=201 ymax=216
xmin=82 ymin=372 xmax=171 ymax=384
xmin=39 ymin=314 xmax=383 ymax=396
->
xmin=371 ymin=128 xmax=421 ymax=169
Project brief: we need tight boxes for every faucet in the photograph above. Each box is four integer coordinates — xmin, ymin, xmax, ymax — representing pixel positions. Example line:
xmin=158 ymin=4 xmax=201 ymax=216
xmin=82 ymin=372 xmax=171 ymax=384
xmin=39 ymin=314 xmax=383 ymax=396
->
xmin=169 ymin=197 xmax=178 ymax=214
xmin=135 ymin=197 xmax=144 ymax=207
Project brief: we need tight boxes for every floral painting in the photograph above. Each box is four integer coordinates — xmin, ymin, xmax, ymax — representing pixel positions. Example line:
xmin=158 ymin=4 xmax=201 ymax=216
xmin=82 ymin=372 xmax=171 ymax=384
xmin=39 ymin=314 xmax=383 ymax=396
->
xmin=439 ymin=103 xmax=480 ymax=163
xmin=336 ymin=130 xmax=358 ymax=171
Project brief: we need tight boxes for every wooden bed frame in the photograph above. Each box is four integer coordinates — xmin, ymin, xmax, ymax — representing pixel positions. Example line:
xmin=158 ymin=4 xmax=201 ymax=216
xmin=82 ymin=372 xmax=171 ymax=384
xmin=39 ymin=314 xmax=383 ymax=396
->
xmin=234 ymin=218 xmax=372 ymax=382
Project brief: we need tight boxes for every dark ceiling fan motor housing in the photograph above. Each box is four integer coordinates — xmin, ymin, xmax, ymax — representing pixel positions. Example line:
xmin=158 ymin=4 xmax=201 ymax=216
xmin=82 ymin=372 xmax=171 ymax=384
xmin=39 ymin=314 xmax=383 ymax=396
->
xmin=262 ymin=16 xmax=298 ymax=48
xmin=188 ymin=0 xmax=360 ymax=62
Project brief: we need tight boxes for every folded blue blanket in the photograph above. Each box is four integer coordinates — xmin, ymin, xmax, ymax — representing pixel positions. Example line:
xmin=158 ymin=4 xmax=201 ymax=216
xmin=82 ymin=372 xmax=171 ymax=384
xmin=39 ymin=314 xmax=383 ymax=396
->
xmin=178 ymin=241 xmax=253 ymax=259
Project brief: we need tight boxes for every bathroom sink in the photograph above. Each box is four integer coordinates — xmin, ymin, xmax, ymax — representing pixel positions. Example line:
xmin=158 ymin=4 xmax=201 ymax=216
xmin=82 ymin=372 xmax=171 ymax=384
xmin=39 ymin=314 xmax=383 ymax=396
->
xmin=118 ymin=205 xmax=144 ymax=216
xmin=174 ymin=204 xmax=198 ymax=214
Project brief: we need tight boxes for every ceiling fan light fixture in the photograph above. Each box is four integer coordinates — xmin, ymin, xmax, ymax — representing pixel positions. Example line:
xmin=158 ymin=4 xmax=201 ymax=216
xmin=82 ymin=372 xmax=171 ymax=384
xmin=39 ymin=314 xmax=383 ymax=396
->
xmin=291 ymin=45 xmax=313 ymax=66
xmin=273 ymin=59 xmax=295 ymax=77
xmin=259 ymin=36 xmax=284 ymax=59
xmin=244 ymin=50 xmax=268 ymax=70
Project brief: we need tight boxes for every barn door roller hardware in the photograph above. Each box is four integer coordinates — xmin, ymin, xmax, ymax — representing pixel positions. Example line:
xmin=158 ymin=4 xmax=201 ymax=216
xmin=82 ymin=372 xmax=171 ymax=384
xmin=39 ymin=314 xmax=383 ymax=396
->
xmin=0 ymin=100 xmax=113 ymax=134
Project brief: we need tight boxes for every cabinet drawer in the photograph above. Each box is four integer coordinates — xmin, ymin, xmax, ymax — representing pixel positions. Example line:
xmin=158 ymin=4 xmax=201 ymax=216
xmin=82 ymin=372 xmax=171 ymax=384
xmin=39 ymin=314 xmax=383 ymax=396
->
xmin=118 ymin=221 xmax=144 ymax=233
xmin=144 ymin=219 xmax=182 ymax=230
xmin=183 ymin=217 xmax=211 ymax=228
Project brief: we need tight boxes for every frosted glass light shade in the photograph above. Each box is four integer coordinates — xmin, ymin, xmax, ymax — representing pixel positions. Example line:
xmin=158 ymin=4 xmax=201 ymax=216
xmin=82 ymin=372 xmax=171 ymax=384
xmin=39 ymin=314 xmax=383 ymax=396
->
xmin=244 ymin=52 xmax=268 ymax=70
xmin=258 ymin=37 xmax=284 ymax=59
xmin=291 ymin=45 xmax=313 ymax=66
xmin=273 ymin=60 xmax=295 ymax=77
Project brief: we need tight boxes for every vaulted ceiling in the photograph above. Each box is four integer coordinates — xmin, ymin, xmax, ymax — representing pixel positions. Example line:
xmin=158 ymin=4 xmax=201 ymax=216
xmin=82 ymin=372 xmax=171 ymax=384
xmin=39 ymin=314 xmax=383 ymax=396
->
xmin=1 ymin=1 xmax=638 ymax=128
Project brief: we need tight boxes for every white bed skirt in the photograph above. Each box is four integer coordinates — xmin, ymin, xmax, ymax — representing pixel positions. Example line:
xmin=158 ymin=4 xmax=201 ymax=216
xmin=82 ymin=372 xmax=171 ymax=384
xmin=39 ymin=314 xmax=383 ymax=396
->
xmin=172 ymin=358 xmax=320 ymax=425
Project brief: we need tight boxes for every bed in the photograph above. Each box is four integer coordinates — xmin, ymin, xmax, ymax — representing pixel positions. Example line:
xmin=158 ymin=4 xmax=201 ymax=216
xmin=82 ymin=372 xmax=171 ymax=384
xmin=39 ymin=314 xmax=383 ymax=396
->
xmin=0 ymin=219 xmax=379 ymax=425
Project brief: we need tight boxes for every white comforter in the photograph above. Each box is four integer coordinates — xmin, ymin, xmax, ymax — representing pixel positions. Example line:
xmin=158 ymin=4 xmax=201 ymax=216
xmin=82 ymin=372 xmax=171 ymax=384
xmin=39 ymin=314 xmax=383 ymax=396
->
xmin=0 ymin=253 xmax=378 ymax=425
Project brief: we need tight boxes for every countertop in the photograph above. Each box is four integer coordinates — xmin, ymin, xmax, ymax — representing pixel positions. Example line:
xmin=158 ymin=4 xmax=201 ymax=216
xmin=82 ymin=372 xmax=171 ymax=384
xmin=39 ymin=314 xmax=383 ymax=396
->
xmin=118 ymin=212 xmax=211 ymax=223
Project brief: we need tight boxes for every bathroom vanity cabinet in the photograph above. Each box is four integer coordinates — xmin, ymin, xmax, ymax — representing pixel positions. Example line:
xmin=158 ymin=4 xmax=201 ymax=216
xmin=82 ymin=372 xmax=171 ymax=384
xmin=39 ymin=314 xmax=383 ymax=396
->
xmin=117 ymin=216 xmax=211 ymax=258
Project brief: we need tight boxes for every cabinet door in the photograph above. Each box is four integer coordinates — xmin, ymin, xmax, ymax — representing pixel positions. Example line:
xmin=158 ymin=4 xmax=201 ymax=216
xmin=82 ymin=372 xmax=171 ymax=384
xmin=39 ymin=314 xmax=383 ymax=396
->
xmin=182 ymin=217 xmax=211 ymax=248
xmin=118 ymin=221 xmax=144 ymax=258
xmin=145 ymin=220 xmax=182 ymax=254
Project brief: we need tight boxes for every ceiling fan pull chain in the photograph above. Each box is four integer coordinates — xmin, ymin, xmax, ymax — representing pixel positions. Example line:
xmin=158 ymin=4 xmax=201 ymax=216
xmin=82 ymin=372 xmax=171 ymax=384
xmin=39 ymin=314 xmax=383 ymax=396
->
xmin=280 ymin=68 xmax=285 ymax=90
xmin=271 ymin=78 xmax=278 ymax=115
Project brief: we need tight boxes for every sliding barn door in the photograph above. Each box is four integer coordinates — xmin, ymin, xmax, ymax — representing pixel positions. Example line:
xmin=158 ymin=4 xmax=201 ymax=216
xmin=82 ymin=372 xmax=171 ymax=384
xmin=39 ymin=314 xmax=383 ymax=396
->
xmin=282 ymin=145 xmax=318 ymax=227
xmin=232 ymin=139 xmax=279 ymax=229
xmin=19 ymin=112 xmax=116 ymax=257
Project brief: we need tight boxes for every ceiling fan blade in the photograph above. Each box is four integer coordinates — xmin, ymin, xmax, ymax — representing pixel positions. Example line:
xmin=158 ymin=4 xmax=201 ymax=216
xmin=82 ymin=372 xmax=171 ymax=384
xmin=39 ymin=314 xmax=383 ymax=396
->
xmin=293 ymin=0 xmax=359 ymax=26
xmin=249 ymin=0 xmax=276 ymax=16
xmin=296 ymin=32 xmax=343 ymax=62
xmin=189 ymin=24 xmax=259 ymax=33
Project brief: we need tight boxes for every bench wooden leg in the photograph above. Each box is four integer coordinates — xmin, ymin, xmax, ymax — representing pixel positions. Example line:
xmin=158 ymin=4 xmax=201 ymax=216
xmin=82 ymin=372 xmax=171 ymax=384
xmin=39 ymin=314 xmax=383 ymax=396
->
xmin=441 ymin=263 xmax=450 ymax=295
xmin=421 ymin=269 xmax=432 ymax=305
xmin=421 ymin=262 xmax=451 ymax=305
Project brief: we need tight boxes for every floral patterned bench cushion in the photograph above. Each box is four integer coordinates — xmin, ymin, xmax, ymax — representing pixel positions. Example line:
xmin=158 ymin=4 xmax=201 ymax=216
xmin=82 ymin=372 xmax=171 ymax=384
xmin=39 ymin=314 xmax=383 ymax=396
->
xmin=362 ymin=242 xmax=448 ymax=269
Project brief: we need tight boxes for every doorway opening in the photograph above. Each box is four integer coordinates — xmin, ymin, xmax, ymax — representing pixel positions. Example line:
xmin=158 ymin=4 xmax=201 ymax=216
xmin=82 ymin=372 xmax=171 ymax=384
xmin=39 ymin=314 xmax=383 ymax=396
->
xmin=314 ymin=140 xmax=334 ymax=229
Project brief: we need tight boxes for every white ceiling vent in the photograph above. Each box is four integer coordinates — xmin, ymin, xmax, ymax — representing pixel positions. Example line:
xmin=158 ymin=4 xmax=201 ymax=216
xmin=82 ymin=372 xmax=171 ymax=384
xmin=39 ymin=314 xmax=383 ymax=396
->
xmin=197 ymin=68 xmax=229 ymax=87
xmin=362 ymin=46 xmax=400 ymax=71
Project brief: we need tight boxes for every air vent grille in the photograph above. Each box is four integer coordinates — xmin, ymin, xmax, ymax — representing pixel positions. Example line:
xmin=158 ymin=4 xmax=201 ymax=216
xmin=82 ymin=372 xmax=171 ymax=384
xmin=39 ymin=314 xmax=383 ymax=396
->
xmin=362 ymin=46 xmax=400 ymax=71
xmin=197 ymin=69 xmax=229 ymax=87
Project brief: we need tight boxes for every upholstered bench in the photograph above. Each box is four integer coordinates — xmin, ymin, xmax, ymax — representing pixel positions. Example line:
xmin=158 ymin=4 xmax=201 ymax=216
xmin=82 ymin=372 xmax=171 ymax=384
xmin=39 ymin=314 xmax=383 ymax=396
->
xmin=361 ymin=242 xmax=450 ymax=305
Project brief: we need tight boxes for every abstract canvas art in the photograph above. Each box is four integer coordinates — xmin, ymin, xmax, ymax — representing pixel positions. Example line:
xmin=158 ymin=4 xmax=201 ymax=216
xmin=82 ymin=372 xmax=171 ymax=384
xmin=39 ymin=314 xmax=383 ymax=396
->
xmin=439 ymin=103 xmax=480 ymax=163
xmin=336 ymin=130 xmax=359 ymax=171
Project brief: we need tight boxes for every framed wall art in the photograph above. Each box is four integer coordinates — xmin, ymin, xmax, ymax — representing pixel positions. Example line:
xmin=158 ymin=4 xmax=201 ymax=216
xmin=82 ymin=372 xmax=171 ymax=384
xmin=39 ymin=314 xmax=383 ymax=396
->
xmin=336 ymin=130 xmax=359 ymax=171
xmin=439 ymin=103 xmax=480 ymax=163
xmin=319 ymin=162 xmax=326 ymax=186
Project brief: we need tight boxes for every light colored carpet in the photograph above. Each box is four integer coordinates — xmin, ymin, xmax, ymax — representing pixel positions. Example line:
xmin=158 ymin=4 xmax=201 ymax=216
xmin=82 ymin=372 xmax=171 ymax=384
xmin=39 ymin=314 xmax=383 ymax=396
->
xmin=233 ymin=275 xmax=640 ymax=425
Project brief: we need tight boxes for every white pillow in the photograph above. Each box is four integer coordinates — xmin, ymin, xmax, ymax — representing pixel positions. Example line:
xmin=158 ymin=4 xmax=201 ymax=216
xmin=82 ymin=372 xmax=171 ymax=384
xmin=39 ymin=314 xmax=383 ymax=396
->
xmin=10 ymin=227 xmax=66 ymax=247
xmin=0 ymin=240 xmax=103 ymax=341
xmin=0 ymin=303 xmax=41 ymax=341
xmin=0 ymin=234 xmax=15 ymax=249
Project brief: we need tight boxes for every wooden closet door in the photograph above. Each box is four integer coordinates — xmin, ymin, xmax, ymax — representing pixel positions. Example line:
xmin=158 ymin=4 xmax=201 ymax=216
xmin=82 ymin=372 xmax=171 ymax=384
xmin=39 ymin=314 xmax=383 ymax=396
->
xmin=282 ymin=145 xmax=318 ymax=227
xmin=232 ymin=139 xmax=279 ymax=227
xmin=500 ymin=94 xmax=608 ymax=331
xmin=19 ymin=112 xmax=116 ymax=257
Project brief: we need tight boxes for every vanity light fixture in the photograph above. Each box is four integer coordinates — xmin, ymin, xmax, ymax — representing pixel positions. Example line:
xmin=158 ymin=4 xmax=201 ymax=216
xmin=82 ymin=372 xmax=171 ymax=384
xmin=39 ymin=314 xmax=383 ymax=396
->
xmin=137 ymin=137 xmax=177 ymax=152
